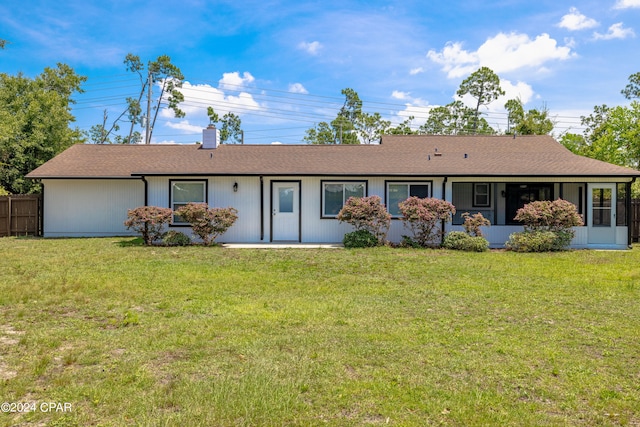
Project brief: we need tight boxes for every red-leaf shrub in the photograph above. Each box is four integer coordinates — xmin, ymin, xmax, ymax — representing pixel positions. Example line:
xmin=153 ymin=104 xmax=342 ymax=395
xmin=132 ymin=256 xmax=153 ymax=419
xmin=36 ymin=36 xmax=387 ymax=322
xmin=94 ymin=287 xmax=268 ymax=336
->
xmin=175 ymin=203 xmax=238 ymax=246
xmin=507 ymin=199 xmax=583 ymax=251
xmin=124 ymin=206 xmax=173 ymax=245
xmin=461 ymin=212 xmax=491 ymax=237
xmin=337 ymin=195 xmax=391 ymax=244
xmin=398 ymin=197 xmax=456 ymax=247
xmin=514 ymin=199 xmax=583 ymax=232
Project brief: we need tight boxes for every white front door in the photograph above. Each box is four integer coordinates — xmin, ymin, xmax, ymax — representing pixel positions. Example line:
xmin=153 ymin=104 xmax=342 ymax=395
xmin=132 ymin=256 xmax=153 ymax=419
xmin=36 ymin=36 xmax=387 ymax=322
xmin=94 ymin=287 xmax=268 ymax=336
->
xmin=272 ymin=182 xmax=300 ymax=241
xmin=588 ymin=183 xmax=616 ymax=245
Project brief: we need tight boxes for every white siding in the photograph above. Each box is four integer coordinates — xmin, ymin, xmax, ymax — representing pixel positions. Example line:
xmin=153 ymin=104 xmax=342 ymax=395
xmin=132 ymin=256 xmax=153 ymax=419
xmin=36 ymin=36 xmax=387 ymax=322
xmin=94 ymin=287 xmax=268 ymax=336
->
xmin=43 ymin=179 xmax=144 ymax=237
xmin=146 ymin=176 xmax=262 ymax=243
xmin=60 ymin=175 xmax=626 ymax=248
xmin=266 ymin=176 xmax=443 ymax=243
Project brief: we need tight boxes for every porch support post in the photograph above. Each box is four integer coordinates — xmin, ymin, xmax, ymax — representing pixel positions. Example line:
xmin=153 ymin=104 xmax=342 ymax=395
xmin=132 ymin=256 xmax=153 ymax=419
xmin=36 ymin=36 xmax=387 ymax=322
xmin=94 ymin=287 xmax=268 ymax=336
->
xmin=628 ymin=179 xmax=635 ymax=248
xmin=441 ymin=177 xmax=448 ymax=245
xmin=260 ymin=176 xmax=264 ymax=241
xmin=493 ymin=183 xmax=498 ymax=225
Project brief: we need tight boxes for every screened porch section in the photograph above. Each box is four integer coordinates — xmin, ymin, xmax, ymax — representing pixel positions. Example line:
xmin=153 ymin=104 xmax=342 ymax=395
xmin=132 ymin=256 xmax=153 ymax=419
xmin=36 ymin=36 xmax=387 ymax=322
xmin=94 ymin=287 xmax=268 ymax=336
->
xmin=450 ymin=182 xmax=588 ymax=226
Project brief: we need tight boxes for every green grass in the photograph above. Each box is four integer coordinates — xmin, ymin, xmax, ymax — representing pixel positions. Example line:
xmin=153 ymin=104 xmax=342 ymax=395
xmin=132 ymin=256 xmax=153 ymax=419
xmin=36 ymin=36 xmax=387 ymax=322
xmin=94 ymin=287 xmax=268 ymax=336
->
xmin=0 ymin=237 xmax=639 ymax=426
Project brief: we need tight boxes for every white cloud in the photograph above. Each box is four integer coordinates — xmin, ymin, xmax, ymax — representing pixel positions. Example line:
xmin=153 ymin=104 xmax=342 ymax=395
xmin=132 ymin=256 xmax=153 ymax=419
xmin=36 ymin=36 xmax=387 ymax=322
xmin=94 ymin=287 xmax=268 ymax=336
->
xmin=391 ymin=90 xmax=411 ymax=100
xmin=391 ymin=95 xmax=432 ymax=128
xmin=456 ymin=79 xmax=534 ymax=113
xmin=558 ymin=7 xmax=599 ymax=31
xmin=156 ymin=77 xmax=263 ymax=141
xmin=428 ymin=32 xmax=574 ymax=78
xmin=593 ymin=22 xmax=636 ymax=40
xmin=499 ymin=80 xmax=535 ymax=106
xmin=288 ymin=83 xmax=308 ymax=94
xmin=224 ymin=92 xmax=261 ymax=112
xmin=409 ymin=67 xmax=424 ymax=75
xmin=614 ymin=0 xmax=640 ymax=9
xmin=427 ymin=42 xmax=478 ymax=78
xmin=298 ymin=40 xmax=322 ymax=55
xmin=165 ymin=120 xmax=203 ymax=133
xmin=218 ymin=71 xmax=255 ymax=90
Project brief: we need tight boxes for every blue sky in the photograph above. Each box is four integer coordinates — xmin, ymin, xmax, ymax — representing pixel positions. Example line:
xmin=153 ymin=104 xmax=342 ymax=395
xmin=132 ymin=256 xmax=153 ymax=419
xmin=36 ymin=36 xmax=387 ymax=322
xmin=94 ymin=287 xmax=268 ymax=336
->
xmin=2 ymin=0 xmax=639 ymax=144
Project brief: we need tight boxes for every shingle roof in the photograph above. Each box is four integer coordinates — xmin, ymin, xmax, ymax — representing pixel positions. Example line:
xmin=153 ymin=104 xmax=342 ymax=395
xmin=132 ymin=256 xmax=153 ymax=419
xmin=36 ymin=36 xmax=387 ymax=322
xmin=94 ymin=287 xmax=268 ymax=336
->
xmin=26 ymin=134 xmax=640 ymax=179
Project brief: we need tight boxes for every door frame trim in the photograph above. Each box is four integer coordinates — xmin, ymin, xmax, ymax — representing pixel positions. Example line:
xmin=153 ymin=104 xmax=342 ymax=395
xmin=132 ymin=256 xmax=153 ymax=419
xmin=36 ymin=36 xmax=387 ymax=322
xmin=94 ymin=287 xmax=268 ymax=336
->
xmin=270 ymin=180 xmax=302 ymax=242
xmin=587 ymin=182 xmax=617 ymax=245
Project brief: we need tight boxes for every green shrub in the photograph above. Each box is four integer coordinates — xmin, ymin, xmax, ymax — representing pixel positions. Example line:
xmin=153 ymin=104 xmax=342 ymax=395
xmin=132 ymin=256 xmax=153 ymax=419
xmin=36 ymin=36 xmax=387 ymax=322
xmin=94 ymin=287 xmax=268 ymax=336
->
xmin=505 ymin=230 xmax=571 ymax=252
xmin=343 ymin=230 xmax=379 ymax=248
xmin=162 ymin=230 xmax=191 ymax=246
xmin=400 ymin=235 xmax=423 ymax=249
xmin=443 ymin=231 xmax=489 ymax=252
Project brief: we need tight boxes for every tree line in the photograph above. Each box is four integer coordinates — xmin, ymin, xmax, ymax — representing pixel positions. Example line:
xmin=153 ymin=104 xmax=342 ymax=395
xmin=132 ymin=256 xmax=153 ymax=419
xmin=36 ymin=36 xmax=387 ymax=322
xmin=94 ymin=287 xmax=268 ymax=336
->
xmin=1 ymin=41 xmax=639 ymax=194
xmin=303 ymin=67 xmax=554 ymax=144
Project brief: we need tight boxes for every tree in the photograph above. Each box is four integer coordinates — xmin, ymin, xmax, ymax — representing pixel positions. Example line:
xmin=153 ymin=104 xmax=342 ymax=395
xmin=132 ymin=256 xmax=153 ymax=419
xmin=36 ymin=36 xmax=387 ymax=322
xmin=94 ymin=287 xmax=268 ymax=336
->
xmin=88 ymin=110 xmax=142 ymax=144
xmin=504 ymin=98 xmax=554 ymax=135
xmin=456 ymin=67 xmax=505 ymax=134
xmin=560 ymin=103 xmax=640 ymax=169
xmin=303 ymin=121 xmax=336 ymax=145
xmin=304 ymin=88 xmax=373 ymax=144
xmin=0 ymin=39 xmax=8 ymax=49
xmin=621 ymin=72 xmax=640 ymax=100
xmin=356 ymin=112 xmax=391 ymax=144
xmin=207 ymin=107 xmax=243 ymax=144
xmin=0 ymin=64 xmax=86 ymax=194
xmin=420 ymin=101 xmax=494 ymax=135
xmin=560 ymin=72 xmax=640 ymax=198
xmin=91 ymin=54 xmax=185 ymax=144
xmin=385 ymin=116 xmax=417 ymax=135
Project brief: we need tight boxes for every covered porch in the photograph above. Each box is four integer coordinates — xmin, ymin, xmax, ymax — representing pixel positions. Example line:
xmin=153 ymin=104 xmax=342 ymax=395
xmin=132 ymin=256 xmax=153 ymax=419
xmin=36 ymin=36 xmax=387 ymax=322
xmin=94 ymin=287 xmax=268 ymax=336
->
xmin=446 ymin=178 xmax=634 ymax=249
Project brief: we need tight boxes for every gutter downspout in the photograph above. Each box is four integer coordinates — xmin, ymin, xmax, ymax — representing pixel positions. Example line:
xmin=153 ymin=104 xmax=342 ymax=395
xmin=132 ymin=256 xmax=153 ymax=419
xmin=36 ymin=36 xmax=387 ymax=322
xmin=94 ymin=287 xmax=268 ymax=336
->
xmin=441 ymin=176 xmax=448 ymax=245
xmin=140 ymin=176 xmax=148 ymax=206
xmin=260 ymin=176 xmax=264 ymax=241
xmin=40 ymin=182 xmax=44 ymax=237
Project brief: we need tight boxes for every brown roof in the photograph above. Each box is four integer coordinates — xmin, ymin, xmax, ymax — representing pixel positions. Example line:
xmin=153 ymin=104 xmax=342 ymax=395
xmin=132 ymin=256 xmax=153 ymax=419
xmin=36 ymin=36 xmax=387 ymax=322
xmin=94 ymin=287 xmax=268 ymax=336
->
xmin=27 ymin=134 xmax=640 ymax=179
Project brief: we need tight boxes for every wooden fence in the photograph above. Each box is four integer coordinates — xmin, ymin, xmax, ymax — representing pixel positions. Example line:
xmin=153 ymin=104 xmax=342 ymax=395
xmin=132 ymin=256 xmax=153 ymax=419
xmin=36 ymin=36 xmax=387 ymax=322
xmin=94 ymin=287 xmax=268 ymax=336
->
xmin=0 ymin=195 xmax=42 ymax=237
xmin=632 ymin=200 xmax=640 ymax=243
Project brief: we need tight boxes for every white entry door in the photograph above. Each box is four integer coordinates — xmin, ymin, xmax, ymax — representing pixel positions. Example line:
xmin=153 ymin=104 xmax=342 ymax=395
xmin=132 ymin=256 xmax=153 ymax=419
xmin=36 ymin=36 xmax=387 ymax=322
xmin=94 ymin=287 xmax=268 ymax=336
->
xmin=272 ymin=182 xmax=300 ymax=241
xmin=588 ymin=183 xmax=616 ymax=245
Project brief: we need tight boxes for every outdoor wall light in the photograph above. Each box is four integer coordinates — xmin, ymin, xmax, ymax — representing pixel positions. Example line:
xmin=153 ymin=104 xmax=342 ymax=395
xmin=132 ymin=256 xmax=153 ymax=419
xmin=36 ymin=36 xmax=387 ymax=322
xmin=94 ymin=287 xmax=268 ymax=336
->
xmin=233 ymin=182 xmax=238 ymax=192
xmin=501 ymin=190 xmax=506 ymax=197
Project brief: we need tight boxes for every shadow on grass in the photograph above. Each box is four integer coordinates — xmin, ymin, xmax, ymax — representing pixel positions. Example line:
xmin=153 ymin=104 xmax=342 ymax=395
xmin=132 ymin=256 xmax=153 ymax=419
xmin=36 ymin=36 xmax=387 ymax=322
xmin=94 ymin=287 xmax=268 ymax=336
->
xmin=116 ymin=237 xmax=145 ymax=247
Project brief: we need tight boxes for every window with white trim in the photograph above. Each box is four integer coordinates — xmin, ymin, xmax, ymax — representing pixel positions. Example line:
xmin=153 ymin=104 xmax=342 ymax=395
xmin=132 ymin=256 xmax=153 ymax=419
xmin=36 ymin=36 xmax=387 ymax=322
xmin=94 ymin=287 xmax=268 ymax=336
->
xmin=322 ymin=181 xmax=366 ymax=217
xmin=171 ymin=180 xmax=207 ymax=224
xmin=387 ymin=182 xmax=431 ymax=216
xmin=473 ymin=183 xmax=491 ymax=207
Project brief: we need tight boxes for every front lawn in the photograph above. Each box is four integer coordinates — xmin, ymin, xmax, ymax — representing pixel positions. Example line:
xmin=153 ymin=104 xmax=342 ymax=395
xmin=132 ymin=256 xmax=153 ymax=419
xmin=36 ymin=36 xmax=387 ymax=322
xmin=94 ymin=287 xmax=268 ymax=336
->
xmin=0 ymin=238 xmax=639 ymax=426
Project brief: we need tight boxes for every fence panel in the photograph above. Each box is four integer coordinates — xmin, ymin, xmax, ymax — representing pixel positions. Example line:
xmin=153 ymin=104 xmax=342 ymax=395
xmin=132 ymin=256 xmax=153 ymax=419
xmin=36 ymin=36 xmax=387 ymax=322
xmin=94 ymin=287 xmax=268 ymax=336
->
xmin=632 ymin=200 xmax=640 ymax=243
xmin=0 ymin=195 xmax=42 ymax=237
